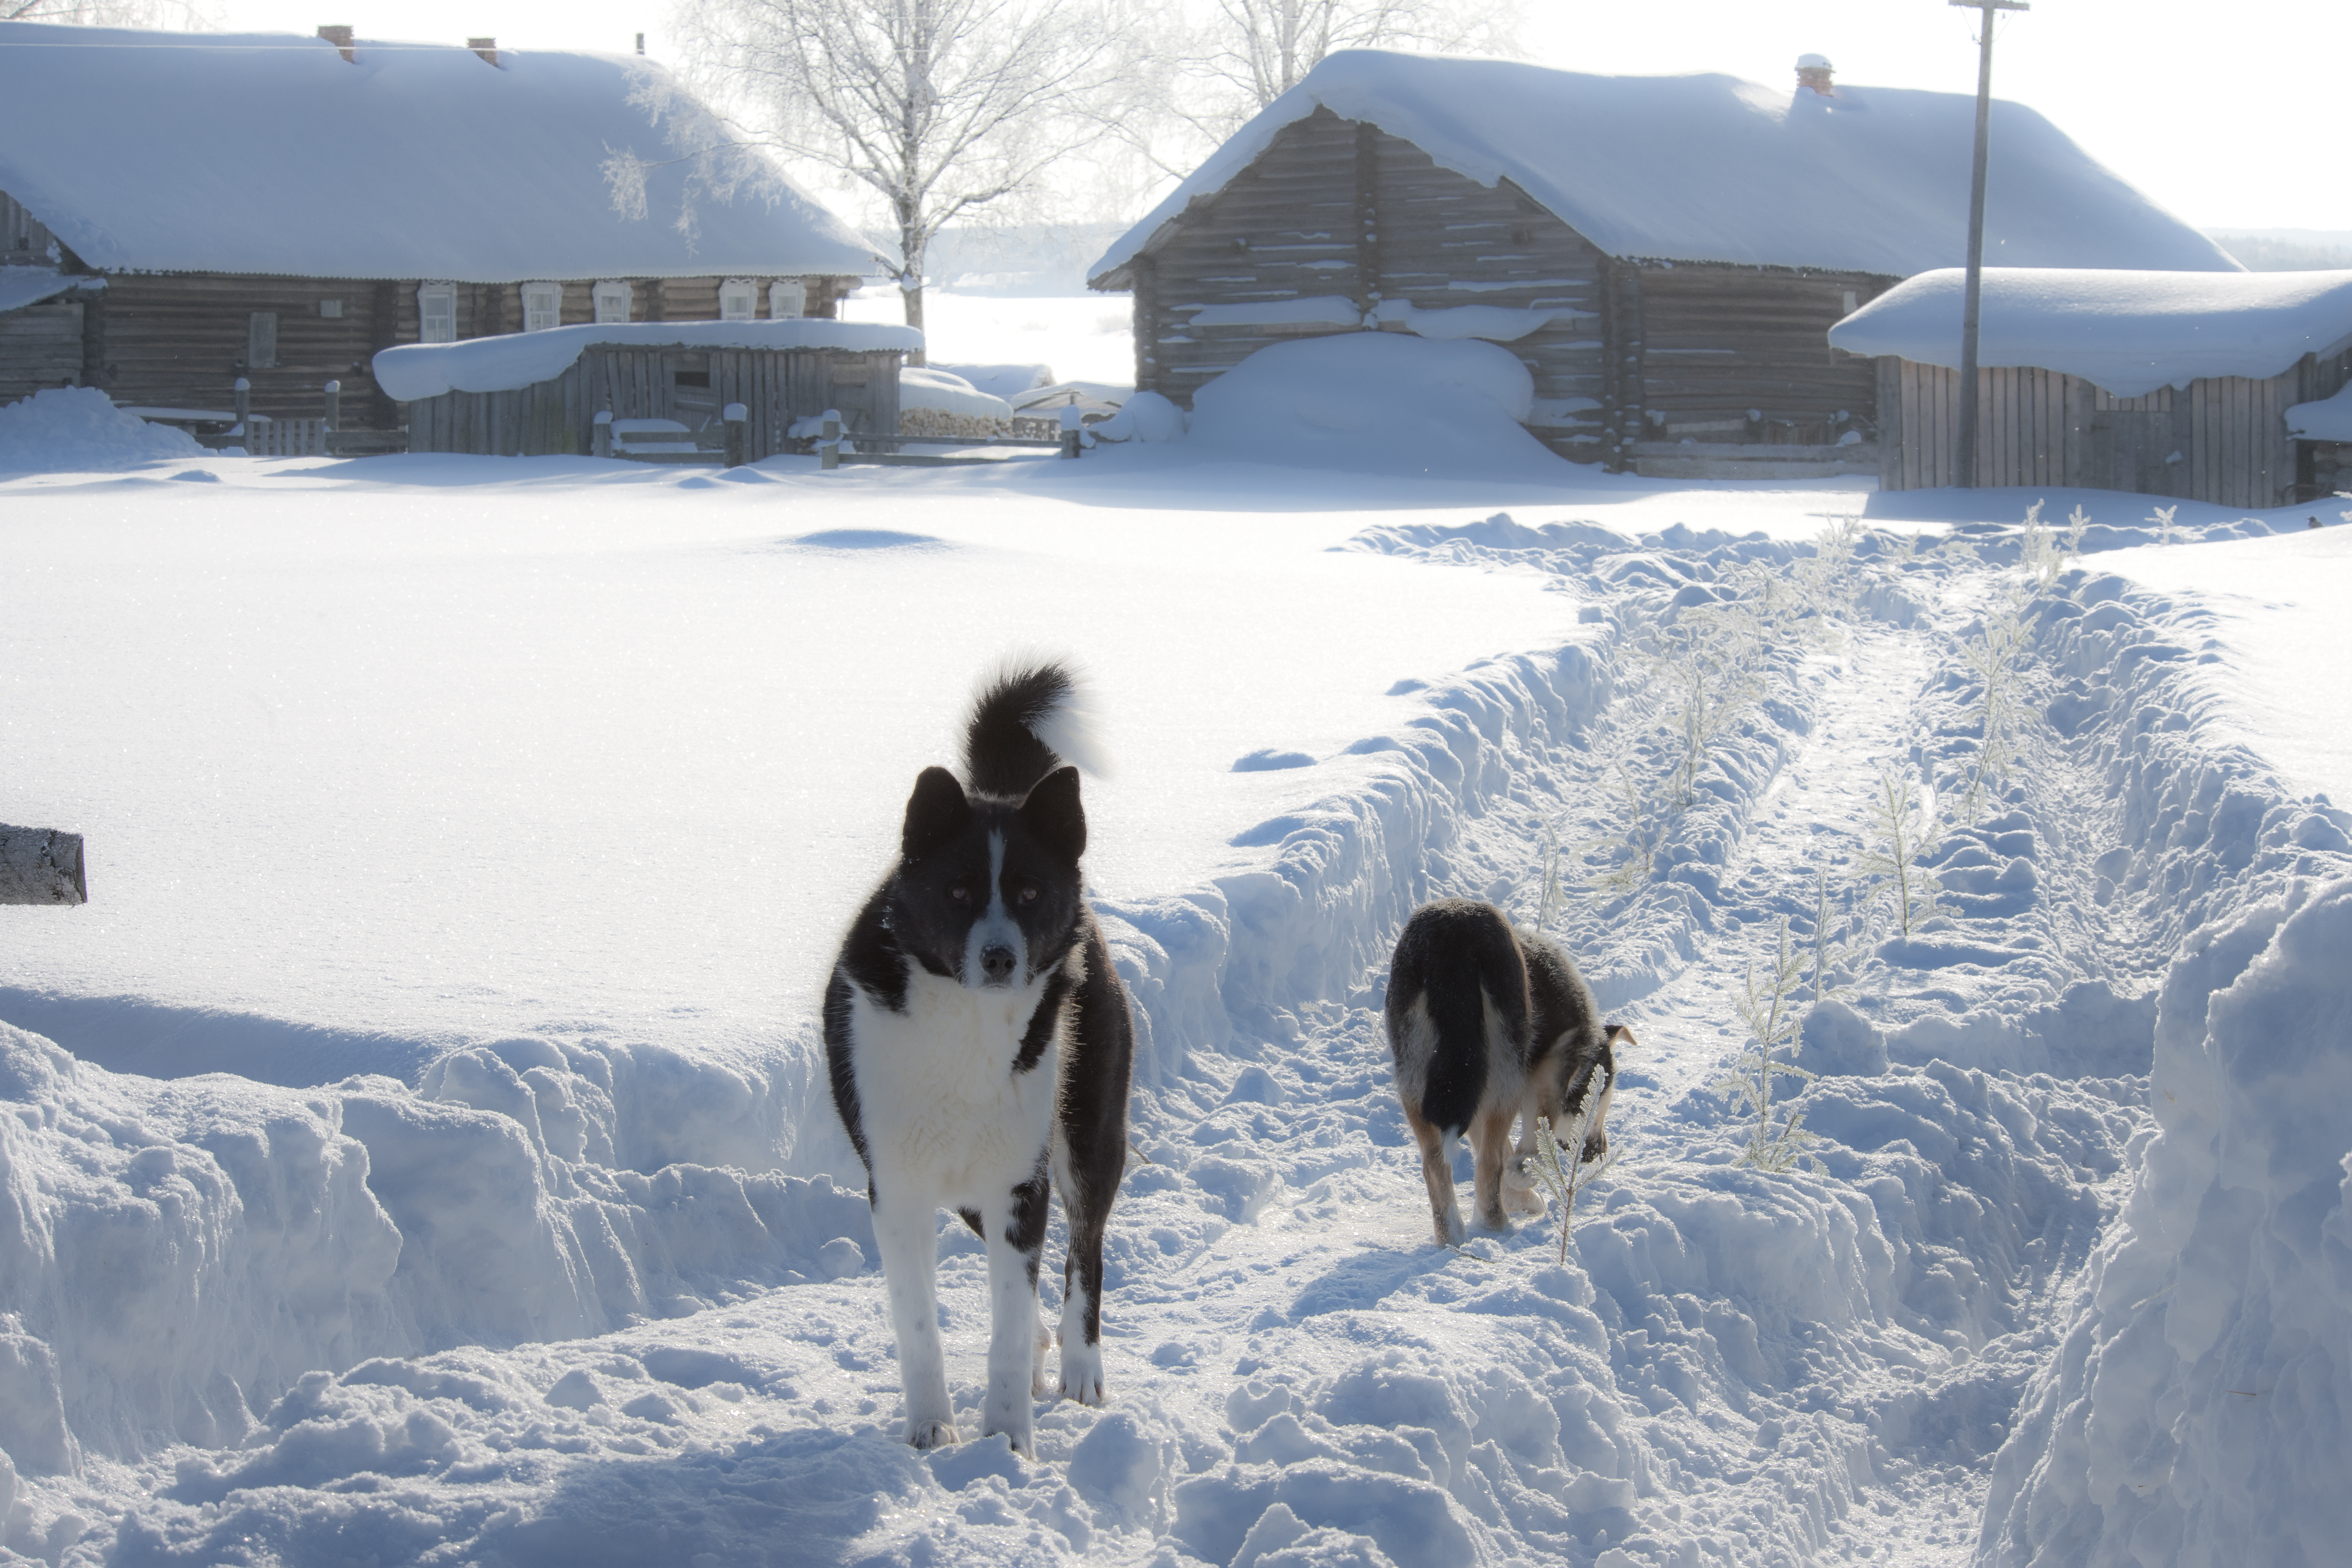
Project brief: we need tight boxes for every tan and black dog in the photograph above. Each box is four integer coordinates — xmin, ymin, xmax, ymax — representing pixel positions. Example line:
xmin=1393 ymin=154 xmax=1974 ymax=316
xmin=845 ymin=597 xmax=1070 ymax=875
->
xmin=1383 ymin=898 xmax=1633 ymax=1246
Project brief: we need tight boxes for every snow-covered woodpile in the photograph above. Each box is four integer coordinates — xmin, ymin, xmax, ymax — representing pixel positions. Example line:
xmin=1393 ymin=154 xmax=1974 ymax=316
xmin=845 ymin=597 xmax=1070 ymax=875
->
xmin=1834 ymin=268 xmax=2352 ymax=505
xmin=0 ymin=22 xmax=882 ymax=428
xmin=1092 ymin=50 xmax=2238 ymax=475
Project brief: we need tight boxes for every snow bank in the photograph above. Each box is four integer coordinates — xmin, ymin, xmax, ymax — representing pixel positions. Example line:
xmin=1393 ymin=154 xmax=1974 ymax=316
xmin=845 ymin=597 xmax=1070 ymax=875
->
xmin=0 ymin=23 xmax=879 ymax=282
xmin=1983 ymin=878 xmax=2352 ymax=1566
xmin=1092 ymin=51 xmax=2235 ymax=284
xmin=371 ymin=320 xmax=923 ymax=402
xmin=1827 ymin=269 xmax=2352 ymax=397
xmin=898 ymin=366 xmax=1014 ymax=422
xmin=0 ymin=387 xmax=200 ymax=473
xmin=1179 ymin=333 xmax=1568 ymax=478
xmin=2286 ymin=380 xmax=2352 ymax=441
xmin=1086 ymin=390 xmax=1185 ymax=443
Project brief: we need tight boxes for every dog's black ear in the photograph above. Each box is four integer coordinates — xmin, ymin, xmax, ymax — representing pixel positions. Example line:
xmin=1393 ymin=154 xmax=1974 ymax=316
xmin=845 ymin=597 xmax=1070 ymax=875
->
xmin=1019 ymin=765 xmax=1087 ymax=864
xmin=902 ymin=767 xmax=971 ymax=860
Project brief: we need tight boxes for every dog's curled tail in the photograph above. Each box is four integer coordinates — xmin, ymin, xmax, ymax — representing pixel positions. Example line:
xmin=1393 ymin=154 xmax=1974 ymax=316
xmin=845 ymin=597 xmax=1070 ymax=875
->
xmin=964 ymin=656 xmax=1111 ymax=798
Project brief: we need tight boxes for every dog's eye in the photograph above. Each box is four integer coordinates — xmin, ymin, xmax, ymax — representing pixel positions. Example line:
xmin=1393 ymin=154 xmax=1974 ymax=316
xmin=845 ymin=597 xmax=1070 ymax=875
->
xmin=1016 ymin=882 xmax=1039 ymax=906
xmin=948 ymin=884 xmax=972 ymax=904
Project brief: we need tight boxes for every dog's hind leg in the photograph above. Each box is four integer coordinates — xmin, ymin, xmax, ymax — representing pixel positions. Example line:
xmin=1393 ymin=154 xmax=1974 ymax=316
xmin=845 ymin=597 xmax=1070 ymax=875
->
xmin=1054 ymin=1163 xmax=1113 ymax=1406
xmin=980 ymin=1165 xmax=1052 ymax=1456
xmin=1470 ymin=1105 xmax=1517 ymax=1231
xmin=1406 ymin=1106 xmax=1466 ymax=1246
xmin=871 ymin=1185 xmax=957 ymax=1449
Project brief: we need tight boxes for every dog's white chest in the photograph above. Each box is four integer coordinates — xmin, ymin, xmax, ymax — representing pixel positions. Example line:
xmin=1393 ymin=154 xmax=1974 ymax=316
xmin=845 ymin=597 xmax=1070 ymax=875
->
xmin=849 ymin=971 xmax=1063 ymax=1199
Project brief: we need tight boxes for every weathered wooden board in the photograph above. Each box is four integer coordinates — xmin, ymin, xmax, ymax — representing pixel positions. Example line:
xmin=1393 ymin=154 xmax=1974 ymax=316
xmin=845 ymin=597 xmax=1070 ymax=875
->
xmin=1881 ymin=355 xmax=2307 ymax=504
xmin=0 ymin=826 xmax=86 ymax=906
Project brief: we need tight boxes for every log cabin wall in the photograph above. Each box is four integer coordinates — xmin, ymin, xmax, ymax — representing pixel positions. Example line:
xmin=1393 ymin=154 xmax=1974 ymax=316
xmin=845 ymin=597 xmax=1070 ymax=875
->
xmin=1369 ymin=128 xmax=1610 ymax=463
xmin=1632 ymin=264 xmax=1887 ymax=447
xmin=90 ymin=274 xmax=394 ymax=424
xmin=1132 ymin=108 xmax=1611 ymax=462
xmin=405 ymin=345 xmax=901 ymax=458
xmin=1876 ymin=352 xmax=2343 ymax=507
xmin=2 ymin=190 xmax=60 ymax=263
xmin=0 ymin=298 xmax=89 ymax=403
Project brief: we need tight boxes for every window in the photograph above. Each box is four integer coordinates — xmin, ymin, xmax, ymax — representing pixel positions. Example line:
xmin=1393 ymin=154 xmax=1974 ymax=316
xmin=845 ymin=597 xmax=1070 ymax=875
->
xmin=522 ymin=282 xmax=563 ymax=332
xmin=318 ymin=298 xmax=343 ymax=319
xmin=768 ymin=279 xmax=807 ymax=319
xmin=592 ymin=280 xmax=632 ymax=324
xmin=417 ymin=283 xmax=458 ymax=344
xmin=246 ymin=312 xmax=278 ymax=369
xmin=719 ymin=279 xmax=756 ymax=321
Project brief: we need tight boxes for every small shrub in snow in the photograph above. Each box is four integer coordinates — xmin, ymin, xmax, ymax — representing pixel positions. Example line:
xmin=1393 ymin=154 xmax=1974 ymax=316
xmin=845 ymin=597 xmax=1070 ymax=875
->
xmin=1860 ymin=765 xmax=1941 ymax=939
xmin=2018 ymin=500 xmax=2067 ymax=593
xmin=2148 ymin=502 xmax=2181 ymax=546
xmin=1806 ymin=867 xmax=1857 ymax=1003
xmin=1720 ymin=917 xmax=1823 ymax=1174
xmin=1577 ymin=759 xmax=1659 ymax=899
xmin=1523 ymin=1069 xmax=1617 ymax=1262
xmin=2064 ymin=502 xmax=2091 ymax=555
xmin=1961 ymin=606 xmax=2033 ymax=823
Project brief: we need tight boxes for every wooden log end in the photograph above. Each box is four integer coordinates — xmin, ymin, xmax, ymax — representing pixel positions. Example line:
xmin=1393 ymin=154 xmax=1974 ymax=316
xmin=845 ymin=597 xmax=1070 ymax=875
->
xmin=0 ymin=826 xmax=87 ymax=906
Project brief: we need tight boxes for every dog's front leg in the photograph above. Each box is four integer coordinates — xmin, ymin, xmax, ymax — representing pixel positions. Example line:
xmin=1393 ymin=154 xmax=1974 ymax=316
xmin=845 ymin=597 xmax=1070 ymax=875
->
xmin=872 ymin=1189 xmax=957 ymax=1449
xmin=980 ymin=1169 xmax=1051 ymax=1456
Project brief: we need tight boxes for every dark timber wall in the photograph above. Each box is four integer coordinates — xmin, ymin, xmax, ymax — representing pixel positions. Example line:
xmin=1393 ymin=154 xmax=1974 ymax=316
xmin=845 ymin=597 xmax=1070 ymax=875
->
xmin=405 ymin=345 xmax=903 ymax=458
xmin=1875 ymin=348 xmax=2352 ymax=506
xmin=1122 ymin=108 xmax=1612 ymax=464
xmin=1108 ymin=108 xmax=1896 ymax=469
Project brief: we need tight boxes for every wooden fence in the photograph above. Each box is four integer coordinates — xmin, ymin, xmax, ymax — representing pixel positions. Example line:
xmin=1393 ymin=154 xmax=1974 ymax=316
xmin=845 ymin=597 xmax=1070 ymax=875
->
xmin=1875 ymin=355 xmax=2341 ymax=507
xmin=405 ymin=345 xmax=903 ymax=460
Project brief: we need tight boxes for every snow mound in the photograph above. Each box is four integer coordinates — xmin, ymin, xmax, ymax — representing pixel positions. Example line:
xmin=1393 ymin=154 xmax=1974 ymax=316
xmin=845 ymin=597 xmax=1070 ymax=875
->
xmin=899 ymin=366 xmax=1014 ymax=421
xmin=1983 ymin=877 xmax=2352 ymax=1565
xmin=371 ymin=320 xmax=922 ymax=402
xmin=932 ymin=362 xmax=1054 ymax=400
xmin=0 ymin=387 xmax=201 ymax=473
xmin=1181 ymin=333 xmax=1568 ymax=478
xmin=1087 ymin=390 xmax=1185 ymax=443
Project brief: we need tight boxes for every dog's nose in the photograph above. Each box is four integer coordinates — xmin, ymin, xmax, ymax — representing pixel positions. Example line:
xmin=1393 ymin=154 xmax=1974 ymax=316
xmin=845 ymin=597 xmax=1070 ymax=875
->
xmin=980 ymin=945 xmax=1017 ymax=984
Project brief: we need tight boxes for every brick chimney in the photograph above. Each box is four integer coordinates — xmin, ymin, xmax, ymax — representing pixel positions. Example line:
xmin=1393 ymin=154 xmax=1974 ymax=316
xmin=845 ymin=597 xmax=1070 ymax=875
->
xmin=1796 ymin=53 xmax=1835 ymax=96
xmin=469 ymin=36 xmax=500 ymax=66
xmin=317 ymin=24 xmax=354 ymax=64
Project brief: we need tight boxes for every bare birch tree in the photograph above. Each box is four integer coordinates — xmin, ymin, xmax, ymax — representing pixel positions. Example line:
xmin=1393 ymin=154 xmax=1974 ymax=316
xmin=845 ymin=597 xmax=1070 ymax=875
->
xmin=3 ymin=0 xmax=214 ymax=23
xmin=674 ymin=0 xmax=1130 ymax=353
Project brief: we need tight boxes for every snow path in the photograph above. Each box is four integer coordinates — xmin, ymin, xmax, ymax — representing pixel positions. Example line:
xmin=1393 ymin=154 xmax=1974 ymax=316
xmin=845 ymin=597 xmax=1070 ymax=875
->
xmin=3 ymin=467 xmax=2348 ymax=1568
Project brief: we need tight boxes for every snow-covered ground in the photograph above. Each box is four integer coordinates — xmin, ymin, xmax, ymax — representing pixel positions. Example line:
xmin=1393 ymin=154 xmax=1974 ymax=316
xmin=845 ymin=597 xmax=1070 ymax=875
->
xmin=2 ymin=385 xmax=2348 ymax=1568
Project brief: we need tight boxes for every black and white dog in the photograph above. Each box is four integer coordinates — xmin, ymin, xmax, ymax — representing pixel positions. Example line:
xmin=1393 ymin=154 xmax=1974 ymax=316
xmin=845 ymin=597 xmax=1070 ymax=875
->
xmin=824 ymin=660 xmax=1134 ymax=1456
xmin=1384 ymin=898 xmax=1633 ymax=1247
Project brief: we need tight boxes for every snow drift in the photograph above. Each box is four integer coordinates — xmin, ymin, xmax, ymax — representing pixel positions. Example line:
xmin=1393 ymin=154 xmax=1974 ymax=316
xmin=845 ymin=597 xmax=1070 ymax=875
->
xmin=0 ymin=388 xmax=200 ymax=474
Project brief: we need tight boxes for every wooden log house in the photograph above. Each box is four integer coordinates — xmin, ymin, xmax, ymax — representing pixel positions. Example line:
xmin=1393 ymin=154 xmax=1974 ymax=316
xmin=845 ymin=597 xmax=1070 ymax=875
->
xmin=1832 ymin=269 xmax=2352 ymax=506
xmin=1090 ymin=51 xmax=2238 ymax=477
xmin=0 ymin=23 xmax=882 ymax=432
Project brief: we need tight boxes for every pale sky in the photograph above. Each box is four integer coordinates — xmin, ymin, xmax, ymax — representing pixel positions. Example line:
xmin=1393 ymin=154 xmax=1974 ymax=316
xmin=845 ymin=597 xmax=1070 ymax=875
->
xmin=205 ymin=0 xmax=2345 ymax=233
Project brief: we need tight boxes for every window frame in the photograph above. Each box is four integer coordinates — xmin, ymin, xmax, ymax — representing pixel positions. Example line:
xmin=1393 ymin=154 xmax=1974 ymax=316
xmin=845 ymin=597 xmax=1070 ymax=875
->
xmin=719 ymin=278 xmax=757 ymax=322
xmin=416 ymin=282 xmax=458 ymax=345
xmin=767 ymin=279 xmax=807 ymax=320
xmin=521 ymin=281 xmax=564 ymax=333
xmin=246 ymin=311 xmax=278 ymax=369
xmin=592 ymin=280 xmax=633 ymax=325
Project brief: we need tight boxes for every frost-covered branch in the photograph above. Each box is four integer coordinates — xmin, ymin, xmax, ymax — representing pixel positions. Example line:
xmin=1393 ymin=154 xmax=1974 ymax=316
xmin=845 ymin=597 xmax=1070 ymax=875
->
xmin=1720 ymin=917 xmax=1822 ymax=1174
xmin=1859 ymin=765 xmax=1941 ymax=939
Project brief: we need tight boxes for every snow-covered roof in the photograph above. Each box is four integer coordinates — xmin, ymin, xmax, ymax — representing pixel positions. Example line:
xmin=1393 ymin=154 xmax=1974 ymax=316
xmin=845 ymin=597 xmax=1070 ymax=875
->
xmin=0 ymin=23 xmax=883 ymax=282
xmin=0 ymin=265 xmax=101 ymax=313
xmin=1091 ymin=51 xmax=2238 ymax=286
xmin=1828 ymin=269 xmax=2352 ymax=397
xmin=372 ymin=320 xmax=923 ymax=401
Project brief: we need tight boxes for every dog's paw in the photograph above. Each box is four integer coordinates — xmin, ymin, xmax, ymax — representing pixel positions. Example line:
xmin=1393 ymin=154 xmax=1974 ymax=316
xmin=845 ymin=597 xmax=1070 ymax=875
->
xmin=906 ymin=1419 xmax=961 ymax=1451
xmin=1502 ymin=1185 xmax=1549 ymax=1217
xmin=1436 ymin=1208 xmax=1467 ymax=1248
xmin=1059 ymin=1340 xmax=1107 ymax=1406
xmin=1474 ymin=1205 xmax=1516 ymax=1233
xmin=981 ymin=1405 xmax=1036 ymax=1458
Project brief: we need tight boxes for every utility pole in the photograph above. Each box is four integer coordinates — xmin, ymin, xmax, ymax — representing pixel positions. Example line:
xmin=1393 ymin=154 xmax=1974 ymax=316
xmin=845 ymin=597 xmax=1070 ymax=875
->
xmin=1951 ymin=0 xmax=2029 ymax=488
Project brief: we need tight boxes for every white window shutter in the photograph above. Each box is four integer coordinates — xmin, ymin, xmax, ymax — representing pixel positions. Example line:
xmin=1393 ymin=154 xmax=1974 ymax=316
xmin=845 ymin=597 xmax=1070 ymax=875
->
xmin=768 ymin=280 xmax=807 ymax=319
xmin=719 ymin=279 xmax=756 ymax=321
xmin=593 ymin=281 xmax=632 ymax=325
